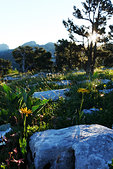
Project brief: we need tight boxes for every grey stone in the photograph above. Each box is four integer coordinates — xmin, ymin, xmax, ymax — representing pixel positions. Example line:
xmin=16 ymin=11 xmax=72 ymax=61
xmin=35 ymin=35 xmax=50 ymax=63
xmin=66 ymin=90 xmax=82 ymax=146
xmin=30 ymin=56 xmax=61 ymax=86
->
xmin=33 ymin=88 xmax=70 ymax=101
xmin=78 ymin=80 xmax=91 ymax=84
xmin=31 ymin=72 xmax=46 ymax=78
xmin=99 ymin=88 xmax=113 ymax=94
xmin=100 ymin=79 xmax=111 ymax=84
xmin=83 ymin=108 xmax=100 ymax=114
xmin=29 ymin=124 xmax=113 ymax=169
xmin=4 ymin=76 xmax=19 ymax=81
xmin=78 ymin=79 xmax=111 ymax=84
xmin=0 ymin=123 xmax=11 ymax=131
xmin=0 ymin=123 xmax=12 ymax=146
xmin=47 ymin=80 xmax=71 ymax=86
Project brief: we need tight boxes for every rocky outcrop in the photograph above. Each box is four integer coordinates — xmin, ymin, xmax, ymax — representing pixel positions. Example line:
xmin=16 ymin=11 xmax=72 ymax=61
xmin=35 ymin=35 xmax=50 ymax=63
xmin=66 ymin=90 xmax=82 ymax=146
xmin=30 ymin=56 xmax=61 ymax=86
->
xmin=33 ymin=88 xmax=70 ymax=101
xmin=29 ymin=124 xmax=113 ymax=169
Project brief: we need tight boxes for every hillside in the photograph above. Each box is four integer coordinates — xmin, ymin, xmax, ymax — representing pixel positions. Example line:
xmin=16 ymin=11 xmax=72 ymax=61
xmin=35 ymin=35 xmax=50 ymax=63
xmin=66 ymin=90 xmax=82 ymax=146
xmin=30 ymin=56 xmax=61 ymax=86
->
xmin=0 ymin=44 xmax=9 ymax=51
xmin=0 ymin=41 xmax=55 ymax=69
xmin=0 ymin=49 xmax=19 ymax=69
xmin=22 ymin=41 xmax=55 ymax=55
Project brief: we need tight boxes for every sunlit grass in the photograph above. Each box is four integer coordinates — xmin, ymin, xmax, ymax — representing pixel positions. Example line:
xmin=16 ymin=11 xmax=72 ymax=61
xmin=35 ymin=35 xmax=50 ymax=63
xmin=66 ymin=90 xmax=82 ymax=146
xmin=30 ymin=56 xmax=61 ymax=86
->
xmin=0 ymin=68 xmax=113 ymax=168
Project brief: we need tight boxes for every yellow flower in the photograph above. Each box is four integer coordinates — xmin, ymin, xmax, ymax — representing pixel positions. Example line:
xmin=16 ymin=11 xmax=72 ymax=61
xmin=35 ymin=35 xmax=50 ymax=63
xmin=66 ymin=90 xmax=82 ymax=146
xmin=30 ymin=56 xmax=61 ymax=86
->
xmin=0 ymin=82 xmax=5 ymax=86
xmin=19 ymin=107 xmax=32 ymax=117
xmin=100 ymin=108 xmax=103 ymax=111
xmin=77 ymin=88 xmax=90 ymax=94
xmin=103 ymin=84 xmax=106 ymax=88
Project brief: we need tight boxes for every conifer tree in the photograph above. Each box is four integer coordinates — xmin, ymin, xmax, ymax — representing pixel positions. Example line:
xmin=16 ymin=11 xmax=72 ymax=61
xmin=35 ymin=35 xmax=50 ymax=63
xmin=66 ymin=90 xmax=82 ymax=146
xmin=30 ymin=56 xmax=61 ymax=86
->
xmin=0 ymin=58 xmax=11 ymax=76
xmin=63 ymin=0 xmax=113 ymax=73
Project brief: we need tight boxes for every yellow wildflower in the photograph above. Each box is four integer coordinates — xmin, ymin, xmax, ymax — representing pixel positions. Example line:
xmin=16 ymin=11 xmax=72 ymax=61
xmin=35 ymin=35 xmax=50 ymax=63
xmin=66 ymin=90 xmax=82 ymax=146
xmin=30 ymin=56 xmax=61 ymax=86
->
xmin=77 ymin=88 xmax=90 ymax=94
xmin=100 ymin=108 xmax=103 ymax=111
xmin=103 ymin=84 xmax=106 ymax=88
xmin=0 ymin=82 xmax=5 ymax=86
xmin=19 ymin=107 xmax=32 ymax=117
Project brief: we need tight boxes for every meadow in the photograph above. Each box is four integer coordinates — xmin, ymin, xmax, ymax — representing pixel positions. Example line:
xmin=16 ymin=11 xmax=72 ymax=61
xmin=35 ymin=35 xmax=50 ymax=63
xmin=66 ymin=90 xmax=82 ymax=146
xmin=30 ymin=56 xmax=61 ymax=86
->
xmin=0 ymin=67 xmax=113 ymax=168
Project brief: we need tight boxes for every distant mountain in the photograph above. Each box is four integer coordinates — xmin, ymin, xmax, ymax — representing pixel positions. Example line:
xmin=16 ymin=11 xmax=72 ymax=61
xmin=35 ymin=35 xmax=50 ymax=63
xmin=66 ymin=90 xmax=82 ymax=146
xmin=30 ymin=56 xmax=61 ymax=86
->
xmin=0 ymin=49 xmax=19 ymax=69
xmin=40 ymin=42 xmax=55 ymax=56
xmin=22 ymin=41 xmax=55 ymax=55
xmin=22 ymin=41 xmax=38 ymax=47
xmin=0 ymin=44 xmax=9 ymax=51
xmin=0 ymin=41 xmax=55 ymax=69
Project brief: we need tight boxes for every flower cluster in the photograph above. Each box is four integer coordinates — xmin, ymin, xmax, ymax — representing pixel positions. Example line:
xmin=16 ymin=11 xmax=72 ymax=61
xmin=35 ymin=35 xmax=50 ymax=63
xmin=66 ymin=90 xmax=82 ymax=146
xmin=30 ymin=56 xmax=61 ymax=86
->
xmin=19 ymin=107 xmax=32 ymax=117
xmin=77 ymin=88 xmax=90 ymax=94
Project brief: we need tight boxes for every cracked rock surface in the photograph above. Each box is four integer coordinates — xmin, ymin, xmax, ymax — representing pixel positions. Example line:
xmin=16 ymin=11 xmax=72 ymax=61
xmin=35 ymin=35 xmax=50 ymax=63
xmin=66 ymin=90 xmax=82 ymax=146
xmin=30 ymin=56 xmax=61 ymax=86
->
xmin=29 ymin=124 xmax=113 ymax=169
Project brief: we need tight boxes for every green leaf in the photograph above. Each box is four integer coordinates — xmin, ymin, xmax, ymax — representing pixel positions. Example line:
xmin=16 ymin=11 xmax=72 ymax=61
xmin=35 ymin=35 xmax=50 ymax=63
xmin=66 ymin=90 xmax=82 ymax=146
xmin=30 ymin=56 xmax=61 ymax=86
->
xmin=27 ymin=88 xmax=35 ymax=97
xmin=32 ymin=99 xmax=48 ymax=112
xmin=32 ymin=105 xmax=40 ymax=112
xmin=19 ymin=137 xmax=27 ymax=156
xmin=40 ymin=99 xmax=49 ymax=105
xmin=2 ymin=84 xmax=11 ymax=94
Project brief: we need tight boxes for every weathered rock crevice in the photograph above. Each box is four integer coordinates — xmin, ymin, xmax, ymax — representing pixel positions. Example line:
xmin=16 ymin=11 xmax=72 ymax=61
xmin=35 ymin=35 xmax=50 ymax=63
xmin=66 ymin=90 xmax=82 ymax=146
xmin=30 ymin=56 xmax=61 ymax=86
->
xmin=29 ymin=124 xmax=113 ymax=169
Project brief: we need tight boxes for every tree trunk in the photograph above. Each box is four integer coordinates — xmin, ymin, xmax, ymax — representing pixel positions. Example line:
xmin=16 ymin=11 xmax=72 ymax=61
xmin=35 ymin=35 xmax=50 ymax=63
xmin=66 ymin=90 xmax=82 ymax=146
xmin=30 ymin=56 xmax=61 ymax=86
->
xmin=91 ymin=42 xmax=97 ymax=74
xmin=22 ymin=54 xmax=25 ymax=73
xmin=69 ymin=44 xmax=72 ymax=69
xmin=86 ymin=42 xmax=93 ymax=74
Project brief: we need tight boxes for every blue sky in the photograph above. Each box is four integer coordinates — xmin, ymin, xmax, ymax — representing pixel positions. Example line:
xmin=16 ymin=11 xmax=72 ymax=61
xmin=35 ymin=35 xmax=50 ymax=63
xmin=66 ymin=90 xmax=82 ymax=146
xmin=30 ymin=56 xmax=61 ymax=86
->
xmin=0 ymin=0 xmax=112 ymax=49
xmin=0 ymin=0 xmax=79 ymax=49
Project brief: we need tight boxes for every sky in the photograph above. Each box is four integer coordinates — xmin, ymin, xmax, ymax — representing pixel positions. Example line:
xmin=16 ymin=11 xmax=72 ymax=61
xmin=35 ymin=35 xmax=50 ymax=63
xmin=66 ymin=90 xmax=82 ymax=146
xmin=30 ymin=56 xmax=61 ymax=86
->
xmin=0 ymin=0 xmax=112 ymax=49
xmin=0 ymin=0 xmax=80 ymax=49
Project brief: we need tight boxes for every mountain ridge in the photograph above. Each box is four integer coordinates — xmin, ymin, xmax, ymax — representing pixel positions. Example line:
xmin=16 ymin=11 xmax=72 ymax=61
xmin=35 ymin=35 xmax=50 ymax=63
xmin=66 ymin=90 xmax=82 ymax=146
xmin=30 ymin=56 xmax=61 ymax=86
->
xmin=0 ymin=41 xmax=55 ymax=69
xmin=22 ymin=41 xmax=55 ymax=55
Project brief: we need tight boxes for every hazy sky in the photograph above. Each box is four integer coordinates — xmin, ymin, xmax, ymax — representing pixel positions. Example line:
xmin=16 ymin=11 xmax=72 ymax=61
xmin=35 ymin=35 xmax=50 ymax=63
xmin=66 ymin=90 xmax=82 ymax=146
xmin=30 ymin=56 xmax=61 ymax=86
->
xmin=0 ymin=0 xmax=112 ymax=49
xmin=0 ymin=0 xmax=81 ymax=49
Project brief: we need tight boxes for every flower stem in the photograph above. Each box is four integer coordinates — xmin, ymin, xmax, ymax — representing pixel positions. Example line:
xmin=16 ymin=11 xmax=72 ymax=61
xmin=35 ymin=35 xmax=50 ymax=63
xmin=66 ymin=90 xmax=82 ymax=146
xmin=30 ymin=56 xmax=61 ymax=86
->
xmin=24 ymin=115 xmax=26 ymax=138
xmin=78 ymin=93 xmax=84 ymax=124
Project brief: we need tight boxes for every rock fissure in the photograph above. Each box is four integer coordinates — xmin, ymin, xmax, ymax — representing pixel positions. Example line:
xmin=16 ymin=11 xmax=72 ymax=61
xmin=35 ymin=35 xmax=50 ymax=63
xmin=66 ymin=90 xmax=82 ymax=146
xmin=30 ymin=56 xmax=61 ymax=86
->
xmin=29 ymin=124 xmax=113 ymax=169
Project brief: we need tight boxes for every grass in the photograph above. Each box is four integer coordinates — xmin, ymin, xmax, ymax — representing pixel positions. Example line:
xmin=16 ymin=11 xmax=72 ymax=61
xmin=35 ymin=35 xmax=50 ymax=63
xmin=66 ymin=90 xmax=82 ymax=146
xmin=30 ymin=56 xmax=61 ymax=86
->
xmin=0 ymin=67 xmax=113 ymax=168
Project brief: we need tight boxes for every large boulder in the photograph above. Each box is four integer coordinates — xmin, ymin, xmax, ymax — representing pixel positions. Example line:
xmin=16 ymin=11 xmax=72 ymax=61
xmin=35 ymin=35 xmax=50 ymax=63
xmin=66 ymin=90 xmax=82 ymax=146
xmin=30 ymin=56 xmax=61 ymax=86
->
xmin=29 ymin=124 xmax=113 ymax=169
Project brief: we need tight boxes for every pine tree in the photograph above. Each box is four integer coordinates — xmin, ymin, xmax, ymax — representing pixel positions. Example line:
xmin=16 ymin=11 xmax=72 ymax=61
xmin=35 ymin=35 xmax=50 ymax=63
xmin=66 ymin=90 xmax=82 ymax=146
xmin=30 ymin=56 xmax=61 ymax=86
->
xmin=12 ymin=46 xmax=53 ymax=72
xmin=55 ymin=39 xmax=82 ymax=71
xmin=12 ymin=46 xmax=34 ymax=72
xmin=0 ymin=58 xmax=11 ymax=76
xmin=63 ymin=0 xmax=113 ymax=74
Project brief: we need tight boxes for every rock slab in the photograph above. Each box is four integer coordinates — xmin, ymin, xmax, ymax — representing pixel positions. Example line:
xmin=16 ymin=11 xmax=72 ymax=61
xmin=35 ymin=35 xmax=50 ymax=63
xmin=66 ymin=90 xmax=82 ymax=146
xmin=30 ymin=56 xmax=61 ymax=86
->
xmin=33 ymin=88 xmax=70 ymax=101
xmin=29 ymin=124 xmax=113 ymax=169
xmin=0 ymin=123 xmax=12 ymax=146
xmin=47 ymin=80 xmax=71 ymax=86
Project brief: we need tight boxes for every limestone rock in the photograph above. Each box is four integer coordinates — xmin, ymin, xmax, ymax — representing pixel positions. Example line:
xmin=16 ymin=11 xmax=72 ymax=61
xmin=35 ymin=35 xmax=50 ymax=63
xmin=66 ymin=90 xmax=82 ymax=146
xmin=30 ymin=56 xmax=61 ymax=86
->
xmin=0 ymin=123 xmax=12 ymax=146
xmin=47 ymin=80 xmax=71 ymax=86
xmin=33 ymin=88 xmax=70 ymax=101
xmin=29 ymin=124 xmax=113 ymax=169
xmin=78 ymin=79 xmax=111 ymax=84
xmin=99 ymin=88 xmax=113 ymax=94
xmin=83 ymin=108 xmax=100 ymax=114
